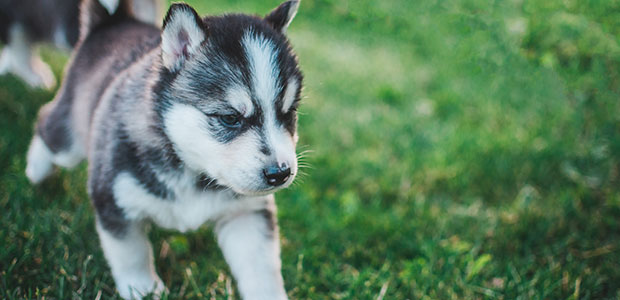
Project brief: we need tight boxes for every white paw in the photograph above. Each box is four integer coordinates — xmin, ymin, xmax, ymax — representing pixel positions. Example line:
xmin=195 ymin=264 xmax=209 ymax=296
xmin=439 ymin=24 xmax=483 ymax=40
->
xmin=116 ymin=275 xmax=166 ymax=300
xmin=25 ymin=136 xmax=54 ymax=184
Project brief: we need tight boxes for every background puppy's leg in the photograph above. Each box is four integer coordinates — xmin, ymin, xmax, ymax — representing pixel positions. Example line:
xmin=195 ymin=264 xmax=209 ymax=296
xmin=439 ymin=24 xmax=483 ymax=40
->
xmin=96 ymin=220 xmax=165 ymax=299
xmin=0 ymin=24 xmax=55 ymax=89
xmin=216 ymin=200 xmax=288 ymax=300
xmin=0 ymin=42 xmax=11 ymax=75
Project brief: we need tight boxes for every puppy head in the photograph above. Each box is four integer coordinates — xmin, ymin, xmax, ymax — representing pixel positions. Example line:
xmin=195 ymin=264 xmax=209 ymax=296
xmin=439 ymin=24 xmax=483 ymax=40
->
xmin=158 ymin=2 xmax=303 ymax=196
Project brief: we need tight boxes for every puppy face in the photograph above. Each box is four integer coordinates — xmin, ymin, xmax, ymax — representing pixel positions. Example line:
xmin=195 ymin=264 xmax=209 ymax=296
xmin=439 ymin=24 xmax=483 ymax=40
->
xmin=159 ymin=2 xmax=303 ymax=195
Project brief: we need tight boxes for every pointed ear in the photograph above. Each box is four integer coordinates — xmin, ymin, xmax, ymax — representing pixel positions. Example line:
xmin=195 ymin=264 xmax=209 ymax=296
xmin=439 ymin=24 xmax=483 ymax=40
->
xmin=161 ymin=3 xmax=207 ymax=72
xmin=264 ymin=0 xmax=300 ymax=34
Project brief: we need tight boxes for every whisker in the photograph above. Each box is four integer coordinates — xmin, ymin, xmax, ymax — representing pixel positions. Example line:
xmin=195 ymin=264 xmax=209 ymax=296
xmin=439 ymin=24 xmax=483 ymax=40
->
xmin=297 ymin=144 xmax=311 ymax=149
xmin=296 ymin=150 xmax=315 ymax=157
xmin=291 ymin=177 xmax=306 ymax=186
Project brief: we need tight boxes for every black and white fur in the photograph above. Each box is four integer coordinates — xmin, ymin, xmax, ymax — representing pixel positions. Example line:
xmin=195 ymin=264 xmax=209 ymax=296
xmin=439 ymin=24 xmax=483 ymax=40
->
xmin=0 ymin=0 xmax=161 ymax=89
xmin=25 ymin=0 xmax=303 ymax=298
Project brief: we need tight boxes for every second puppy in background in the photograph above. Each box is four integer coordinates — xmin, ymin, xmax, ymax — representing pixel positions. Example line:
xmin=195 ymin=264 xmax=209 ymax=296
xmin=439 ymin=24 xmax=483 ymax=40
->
xmin=0 ymin=0 xmax=162 ymax=89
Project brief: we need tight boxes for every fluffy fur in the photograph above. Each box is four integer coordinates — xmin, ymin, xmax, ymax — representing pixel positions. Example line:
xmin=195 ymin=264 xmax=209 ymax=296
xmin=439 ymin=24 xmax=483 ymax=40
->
xmin=26 ymin=1 xmax=303 ymax=299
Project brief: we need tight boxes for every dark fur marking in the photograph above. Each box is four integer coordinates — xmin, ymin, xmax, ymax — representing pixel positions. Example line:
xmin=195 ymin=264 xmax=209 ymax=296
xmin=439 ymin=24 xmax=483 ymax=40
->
xmin=0 ymin=5 xmax=13 ymax=43
xmin=92 ymin=187 xmax=130 ymax=237
xmin=114 ymin=128 xmax=172 ymax=200
xmin=195 ymin=173 xmax=227 ymax=191
xmin=257 ymin=208 xmax=276 ymax=237
xmin=258 ymin=128 xmax=271 ymax=155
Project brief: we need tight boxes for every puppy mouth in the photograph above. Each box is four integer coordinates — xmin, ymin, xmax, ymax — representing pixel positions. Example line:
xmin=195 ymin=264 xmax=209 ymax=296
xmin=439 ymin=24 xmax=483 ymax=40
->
xmin=233 ymin=185 xmax=286 ymax=197
xmin=237 ymin=189 xmax=277 ymax=197
xmin=230 ymin=175 xmax=295 ymax=197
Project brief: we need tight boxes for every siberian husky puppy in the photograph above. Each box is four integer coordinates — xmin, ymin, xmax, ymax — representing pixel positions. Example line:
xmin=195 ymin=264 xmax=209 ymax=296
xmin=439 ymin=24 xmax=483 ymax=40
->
xmin=25 ymin=0 xmax=303 ymax=299
xmin=0 ymin=0 xmax=162 ymax=89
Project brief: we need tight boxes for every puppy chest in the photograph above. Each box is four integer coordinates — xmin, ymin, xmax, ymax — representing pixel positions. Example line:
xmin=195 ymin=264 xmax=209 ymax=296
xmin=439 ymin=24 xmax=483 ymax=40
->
xmin=112 ymin=172 xmax=231 ymax=231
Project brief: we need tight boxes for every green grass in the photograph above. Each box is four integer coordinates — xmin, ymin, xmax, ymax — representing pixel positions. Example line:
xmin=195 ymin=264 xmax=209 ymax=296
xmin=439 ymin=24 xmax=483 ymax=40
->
xmin=2 ymin=0 xmax=620 ymax=299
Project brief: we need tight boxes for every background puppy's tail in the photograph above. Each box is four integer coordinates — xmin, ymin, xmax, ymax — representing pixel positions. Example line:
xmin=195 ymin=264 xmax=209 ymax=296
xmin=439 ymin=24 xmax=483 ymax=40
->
xmin=79 ymin=0 xmax=133 ymax=41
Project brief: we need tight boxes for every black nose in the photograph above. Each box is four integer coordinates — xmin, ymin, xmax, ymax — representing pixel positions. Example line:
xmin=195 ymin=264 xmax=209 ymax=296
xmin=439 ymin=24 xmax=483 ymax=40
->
xmin=263 ymin=163 xmax=291 ymax=186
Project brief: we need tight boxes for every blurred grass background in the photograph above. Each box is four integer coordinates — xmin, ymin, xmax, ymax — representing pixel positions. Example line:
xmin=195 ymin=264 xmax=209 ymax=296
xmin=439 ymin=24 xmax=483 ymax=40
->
xmin=1 ymin=0 xmax=620 ymax=299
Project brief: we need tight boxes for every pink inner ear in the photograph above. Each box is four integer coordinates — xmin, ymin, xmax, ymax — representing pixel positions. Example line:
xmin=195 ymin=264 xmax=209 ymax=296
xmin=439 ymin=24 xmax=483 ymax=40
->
xmin=176 ymin=29 xmax=190 ymax=58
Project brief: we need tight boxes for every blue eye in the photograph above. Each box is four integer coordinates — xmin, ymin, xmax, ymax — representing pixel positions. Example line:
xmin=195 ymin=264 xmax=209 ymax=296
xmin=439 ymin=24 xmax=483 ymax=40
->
xmin=218 ymin=114 xmax=243 ymax=128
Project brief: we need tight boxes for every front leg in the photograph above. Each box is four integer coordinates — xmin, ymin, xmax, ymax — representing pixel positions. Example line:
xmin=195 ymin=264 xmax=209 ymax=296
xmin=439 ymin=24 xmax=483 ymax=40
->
xmin=96 ymin=220 xmax=165 ymax=299
xmin=215 ymin=199 xmax=288 ymax=300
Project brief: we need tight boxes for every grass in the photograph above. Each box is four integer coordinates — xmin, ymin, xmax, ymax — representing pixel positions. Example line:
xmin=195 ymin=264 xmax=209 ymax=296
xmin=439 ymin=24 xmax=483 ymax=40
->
xmin=1 ymin=0 xmax=620 ymax=299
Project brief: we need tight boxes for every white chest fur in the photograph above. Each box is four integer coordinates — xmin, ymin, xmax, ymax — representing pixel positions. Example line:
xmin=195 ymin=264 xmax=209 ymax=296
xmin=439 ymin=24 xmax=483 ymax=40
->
xmin=112 ymin=172 xmax=269 ymax=232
